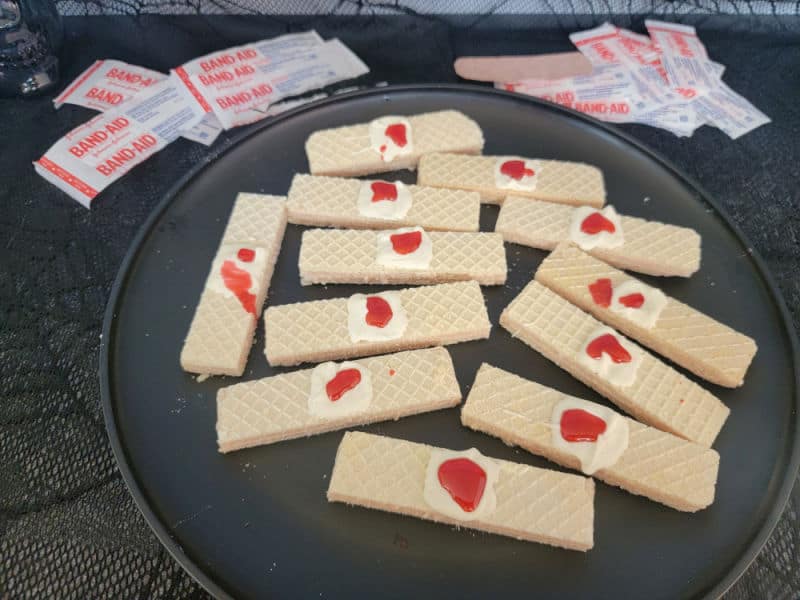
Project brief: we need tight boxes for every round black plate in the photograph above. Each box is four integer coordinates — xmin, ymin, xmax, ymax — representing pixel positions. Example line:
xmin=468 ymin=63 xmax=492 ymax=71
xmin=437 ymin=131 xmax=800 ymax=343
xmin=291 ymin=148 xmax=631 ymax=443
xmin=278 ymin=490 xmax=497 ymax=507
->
xmin=101 ymin=85 xmax=799 ymax=600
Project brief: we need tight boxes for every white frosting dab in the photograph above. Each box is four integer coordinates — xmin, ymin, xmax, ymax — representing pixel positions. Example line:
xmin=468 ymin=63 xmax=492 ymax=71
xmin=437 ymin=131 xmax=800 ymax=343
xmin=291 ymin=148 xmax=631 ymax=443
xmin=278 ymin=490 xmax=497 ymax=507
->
xmin=551 ymin=397 xmax=629 ymax=475
xmin=375 ymin=226 xmax=433 ymax=270
xmin=356 ymin=180 xmax=413 ymax=220
xmin=493 ymin=156 xmax=541 ymax=191
xmin=423 ymin=448 xmax=501 ymax=522
xmin=369 ymin=116 xmax=413 ymax=162
xmin=610 ymin=279 xmax=668 ymax=329
xmin=346 ymin=291 xmax=408 ymax=342
xmin=569 ymin=206 xmax=624 ymax=250
xmin=578 ymin=326 xmax=643 ymax=388
xmin=307 ymin=361 xmax=372 ymax=418
xmin=207 ymin=245 xmax=266 ymax=302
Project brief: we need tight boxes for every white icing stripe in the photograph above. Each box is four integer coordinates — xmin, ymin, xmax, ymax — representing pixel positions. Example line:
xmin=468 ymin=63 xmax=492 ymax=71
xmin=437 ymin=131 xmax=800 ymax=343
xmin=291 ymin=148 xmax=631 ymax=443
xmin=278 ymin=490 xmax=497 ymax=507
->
xmin=356 ymin=180 xmax=413 ymax=220
xmin=307 ymin=361 xmax=373 ymax=418
xmin=422 ymin=448 xmax=500 ymax=522
xmin=610 ymin=279 xmax=667 ymax=329
xmin=375 ymin=226 xmax=433 ymax=270
xmin=577 ymin=326 xmax=643 ymax=388
xmin=493 ymin=156 xmax=541 ymax=191
xmin=569 ymin=205 xmax=624 ymax=250
xmin=346 ymin=291 xmax=408 ymax=342
xmin=551 ymin=397 xmax=629 ymax=475
xmin=369 ymin=116 xmax=413 ymax=163
xmin=206 ymin=245 xmax=266 ymax=301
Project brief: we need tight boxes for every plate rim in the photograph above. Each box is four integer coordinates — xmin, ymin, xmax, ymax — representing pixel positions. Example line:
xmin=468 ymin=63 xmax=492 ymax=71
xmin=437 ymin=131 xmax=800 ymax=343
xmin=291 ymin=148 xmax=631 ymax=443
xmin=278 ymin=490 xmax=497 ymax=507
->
xmin=99 ymin=83 xmax=800 ymax=600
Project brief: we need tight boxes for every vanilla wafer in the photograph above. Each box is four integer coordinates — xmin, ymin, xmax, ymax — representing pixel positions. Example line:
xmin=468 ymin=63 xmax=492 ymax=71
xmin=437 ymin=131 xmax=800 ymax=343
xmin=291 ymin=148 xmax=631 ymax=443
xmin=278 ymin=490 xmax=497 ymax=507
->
xmin=217 ymin=347 xmax=459 ymax=452
xmin=298 ymin=228 xmax=507 ymax=286
xmin=286 ymin=174 xmax=480 ymax=231
xmin=327 ymin=431 xmax=595 ymax=551
xmin=495 ymin=197 xmax=701 ymax=277
xmin=180 ymin=194 xmax=287 ymax=376
xmin=462 ymin=364 xmax=720 ymax=511
xmin=305 ymin=110 xmax=484 ymax=176
xmin=264 ymin=280 xmax=490 ymax=366
xmin=536 ymin=244 xmax=756 ymax=387
xmin=500 ymin=280 xmax=729 ymax=446
xmin=417 ymin=152 xmax=605 ymax=206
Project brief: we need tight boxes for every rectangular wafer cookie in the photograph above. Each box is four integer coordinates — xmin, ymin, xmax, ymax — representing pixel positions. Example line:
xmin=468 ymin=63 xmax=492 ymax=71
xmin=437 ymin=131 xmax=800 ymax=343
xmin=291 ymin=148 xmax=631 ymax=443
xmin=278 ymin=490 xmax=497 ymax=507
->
xmin=417 ymin=152 xmax=605 ymax=206
xmin=305 ymin=110 xmax=484 ymax=176
xmin=500 ymin=280 xmax=729 ymax=446
xmin=286 ymin=174 xmax=480 ymax=231
xmin=327 ymin=431 xmax=595 ymax=551
xmin=298 ymin=229 xmax=507 ymax=286
xmin=264 ymin=281 xmax=491 ymax=366
xmin=536 ymin=244 xmax=757 ymax=387
xmin=217 ymin=347 xmax=459 ymax=452
xmin=180 ymin=194 xmax=287 ymax=376
xmin=462 ymin=364 xmax=720 ymax=511
xmin=495 ymin=197 xmax=701 ymax=277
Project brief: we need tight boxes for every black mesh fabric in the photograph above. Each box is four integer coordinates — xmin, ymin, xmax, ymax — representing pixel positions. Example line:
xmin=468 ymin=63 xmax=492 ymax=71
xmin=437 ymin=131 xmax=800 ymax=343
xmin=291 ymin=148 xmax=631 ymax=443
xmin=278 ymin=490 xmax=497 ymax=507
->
xmin=1 ymin=11 xmax=799 ymax=600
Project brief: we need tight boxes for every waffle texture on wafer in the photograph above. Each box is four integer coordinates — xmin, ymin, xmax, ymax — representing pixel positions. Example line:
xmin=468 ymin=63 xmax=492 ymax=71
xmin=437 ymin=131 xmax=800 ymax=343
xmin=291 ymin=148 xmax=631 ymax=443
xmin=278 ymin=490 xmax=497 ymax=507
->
xmin=180 ymin=194 xmax=287 ymax=376
xmin=500 ymin=281 xmax=729 ymax=446
xmin=536 ymin=244 xmax=757 ymax=387
xmin=495 ymin=197 xmax=701 ymax=277
xmin=462 ymin=364 xmax=720 ymax=511
xmin=264 ymin=280 xmax=491 ymax=366
xmin=417 ymin=152 xmax=605 ymax=206
xmin=327 ymin=431 xmax=595 ymax=550
xmin=298 ymin=229 xmax=507 ymax=286
xmin=305 ymin=111 xmax=484 ymax=176
xmin=217 ymin=347 xmax=460 ymax=452
xmin=286 ymin=174 xmax=481 ymax=231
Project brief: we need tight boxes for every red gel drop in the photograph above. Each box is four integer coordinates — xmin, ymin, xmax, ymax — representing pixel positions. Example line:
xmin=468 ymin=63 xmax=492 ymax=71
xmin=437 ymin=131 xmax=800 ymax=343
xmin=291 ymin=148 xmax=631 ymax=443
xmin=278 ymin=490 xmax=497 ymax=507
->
xmin=365 ymin=296 xmax=393 ymax=328
xmin=500 ymin=159 xmax=534 ymax=180
xmin=325 ymin=368 xmax=361 ymax=402
xmin=388 ymin=369 xmax=396 ymax=376
xmin=580 ymin=212 xmax=616 ymax=235
xmin=586 ymin=333 xmax=631 ymax=363
xmin=390 ymin=230 xmax=422 ymax=255
xmin=437 ymin=458 xmax=487 ymax=513
xmin=371 ymin=181 xmax=398 ymax=202
xmin=560 ymin=408 xmax=607 ymax=442
xmin=220 ymin=260 xmax=256 ymax=315
xmin=619 ymin=293 xmax=645 ymax=308
xmin=589 ymin=278 xmax=613 ymax=308
xmin=237 ymin=248 xmax=255 ymax=262
xmin=384 ymin=123 xmax=407 ymax=147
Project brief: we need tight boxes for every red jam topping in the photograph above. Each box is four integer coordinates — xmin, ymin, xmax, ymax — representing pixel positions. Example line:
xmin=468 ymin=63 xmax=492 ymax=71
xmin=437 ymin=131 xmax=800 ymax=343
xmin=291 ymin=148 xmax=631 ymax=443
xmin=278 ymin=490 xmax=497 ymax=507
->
xmin=371 ymin=181 xmax=398 ymax=202
xmin=586 ymin=333 xmax=631 ymax=363
xmin=220 ymin=260 xmax=256 ymax=315
xmin=390 ymin=230 xmax=422 ymax=255
xmin=500 ymin=159 xmax=534 ymax=180
xmin=589 ymin=278 xmax=613 ymax=308
xmin=619 ymin=293 xmax=645 ymax=308
xmin=365 ymin=296 xmax=393 ymax=328
xmin=325 ymin=368 xmax=361 ymax=402
xmin=237 ymin=248 xmax=255 ymax=262
xmin=580 ymin=212 xmax=616 ymax=235
xmin=560 ymin=409 xmax=607 ymax=442
xmin=437 ymin=458 xmax=487 ymax=513
xmin=384 ymin=123 xmax=407 ymax=148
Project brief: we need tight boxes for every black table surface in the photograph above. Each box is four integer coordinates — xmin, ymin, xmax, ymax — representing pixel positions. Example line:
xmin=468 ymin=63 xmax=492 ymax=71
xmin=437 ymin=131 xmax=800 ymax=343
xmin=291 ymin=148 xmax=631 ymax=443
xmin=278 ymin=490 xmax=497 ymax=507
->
xmin=1 ymin=13 xmax=799 ymax=600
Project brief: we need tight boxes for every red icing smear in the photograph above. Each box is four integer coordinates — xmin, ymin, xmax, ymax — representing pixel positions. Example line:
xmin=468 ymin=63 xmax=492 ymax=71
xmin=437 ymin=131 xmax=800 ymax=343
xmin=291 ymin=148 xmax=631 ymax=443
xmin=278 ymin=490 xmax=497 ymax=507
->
xmin=325 ymin=368 xmax=361 ymax=402
xmin=500 ymin=159 xmax=534 ymax=180
xmin=619 ymin=293 xmax=645 ymax=308
xmin=437 ymin=458 xmax=487 ymax=513
xmin=390 ymin=231 xmax=422 ymax=255
xmin=560 ymin=409 xmax=607 ymax=442
xmin=384 ymin=123 xmax=407 ymax=148
xmin=237 ymin=248 xmax=255 ymax=262
xmin=581 ymin=212 xmax=616 ymax=234
xmin=589 ymin=278 xmax=613 ymax=308
xmin=586 ymin=333 xmax=631 ymax=363
xmin=365 ymin=296 xmax=393 ymax=328
xmin=220 ymin=260 xmax=256 ymax=315
xmin=371 ymin=181 xmax=398 ymax=202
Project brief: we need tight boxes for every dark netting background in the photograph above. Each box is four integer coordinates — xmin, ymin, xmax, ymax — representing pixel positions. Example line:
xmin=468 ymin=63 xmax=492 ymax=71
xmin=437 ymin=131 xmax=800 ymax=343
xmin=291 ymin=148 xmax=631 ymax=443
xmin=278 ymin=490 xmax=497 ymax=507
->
xmin=1 ymin=2 xmax=800 ymax=599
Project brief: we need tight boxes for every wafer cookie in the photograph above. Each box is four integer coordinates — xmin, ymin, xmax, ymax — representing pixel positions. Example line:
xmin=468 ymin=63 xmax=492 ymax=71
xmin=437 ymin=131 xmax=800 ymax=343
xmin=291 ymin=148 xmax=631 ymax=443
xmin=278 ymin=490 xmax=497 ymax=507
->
xmin=286 ymin=174 xmax=480 ymax=232
xmin=462 ymin=364 xmax=719 ymax=511
xmin=536 ymin=244 xmax=757 ymax=387
xmin=417 ymin=152 xmax=605 ymax=206
xmin=217 ymin=347 xmax=459 ymax=452
xmin=298 ymin=228 xmax=507 ymax=286
xmin=500 ymin=281 xmax=729 ymax=446
xmin=305 ymin=110 xmax=484 ymax=176
xmin=327 ymin=431 xmax=595 ymax=551
xmin=495 ymin=197 xmax=701 ymax=277
xmin=264 ymin=280 xmax=490 ymax=366
xmin=180 ymin=194 xmax=287 ymax=376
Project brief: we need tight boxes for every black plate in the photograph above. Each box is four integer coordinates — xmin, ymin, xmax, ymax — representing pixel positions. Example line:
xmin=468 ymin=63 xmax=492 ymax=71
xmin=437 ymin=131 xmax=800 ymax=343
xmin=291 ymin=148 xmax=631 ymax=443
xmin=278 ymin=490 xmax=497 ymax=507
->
xmin=101 ymin=85 xmax=800 ymax=600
